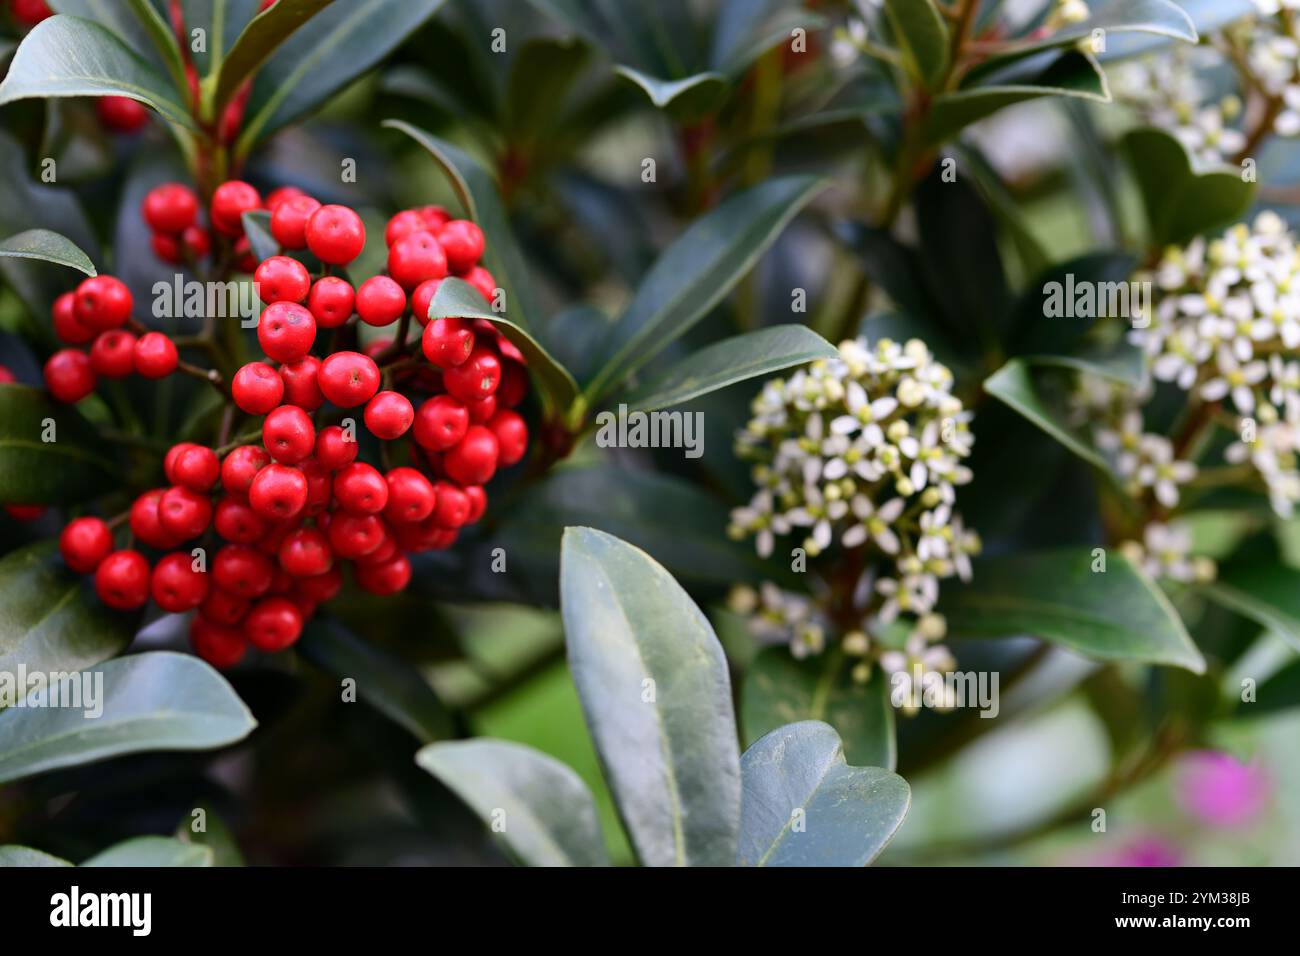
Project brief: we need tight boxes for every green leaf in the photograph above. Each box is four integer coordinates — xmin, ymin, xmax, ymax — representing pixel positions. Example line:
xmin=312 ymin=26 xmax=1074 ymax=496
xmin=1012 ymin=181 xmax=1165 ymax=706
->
xmin=0 ymin=845 xmax=73 ymax=866
xmin=0 ymin=229 xmax=96 ymax=277
xmin=586 ymin=175 xmax=827 ymax=402
xmin=181 ymin=0 xmax=258 ymax=78
xmin=0 ymin=651 xmax=257 ymax=784
xmin=212 ymin=0 xmax=333 ymax=118
xmin=0 ymin=15 xmax=197 ymax=129
xmin=0 ymin=542 xmax=137 ymax=686
xmin=940 ymin=548 xmax=1206 ymax=673
xmin=383 ymin=120 xmax=542 ymax=334
xmin=297 ymin=617 xmax=452 ymax=743
xmin=983 ymin=359 xmax=1107 ymax=468
xmin=241 ymin=209 xmax=279 ymax=263
xmin=1240 ymin=658 xmax=1300 ymax=717
xmin=741 ymin=648 xmax=896 ymax=771
xmin=1025 ymin=343 xmax=1146 ymax=388
xmin=51 ymin=0 xmax=188 ymax=93
xmin=1122 ymin=126 xmax=1256 ymax=247
xmin=1007 ymin=0 xmax=1196 ymax=61
xmin=0 ymin=384 xmax=117 ymax=503
xmin=559 ymin=527 xmax=741 ymax=867
xmin=81 ymin=836 xmax=213 ymax=867
xmin=883 ymin=0 xmax=949 ymax=90
xmin=416 ymin=739 xmax=610 ymax=867
xmin=428 ymin=277 xmax=578 ymax=417
xmin=614 ymin=65 xmax=726 ymax=117
xmin=1100 ymin=0 xmax=1250 ymax=60
xmin=504 ymin=36 xmax=592 ymax=144
xmin=174 ymin=804 xmax=245 ymax=866
xmin=737 ymin=720 xmax=910 ymax=867
xmin=1010 ymin=252 xmax=1139 ymax=352
xmin=1199 ymin=561 xmax=1300 ymax=654
xmin=618 ymin=325 xmax=837 ymax=413
xmin=239 ymin=0 xmax=447 ymax=152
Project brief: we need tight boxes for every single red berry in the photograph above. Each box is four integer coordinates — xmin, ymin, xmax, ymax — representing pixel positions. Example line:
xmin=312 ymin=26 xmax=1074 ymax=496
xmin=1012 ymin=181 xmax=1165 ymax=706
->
xmin=467 ymin=394 xmax=497 ymax=423
xmin=233 ymin=236 xmax=258 ymax=273
xmin=150 ymin=231 xmax=179 ymax=264
xmin=463 ymin=484 xmax=487 ymax=523
xmin=95 ymin=550 xmax=151 ymax=609
xmin=412 ymin=394 xmax=469 ymax=451
xmin=52 ymin=292 xmax=95 ymax=345
xmin=74 ymin=275 xmax=133 ymax=331
xmin=254 ymin=255 xmax=311 ymax=305
xmin=170 ymin=444 xmax=221 ymax=492
xmin=257 ymin=520 xmax=297 ymax=558
xmin=438 ymin=220 xmax=485 ymax=273
xmin=314 ymin=424 xmax=358 ymax=470
xmin=214 ymin=496 xmax=267 ymax=544
xmin=387 ymin=230 xmax=447 ymax=290
xmin=355 ymin=275 xmax=407 ymax=326
xmin=498 ymin=361 xmax=528 ymax=408
xmin=59 ymin=516 xmax=113 ymax=573
xmin=355 ymin=553 xmax=411 ymax=596
xmin=363 ymin=390 xmax=413 ymax=440
xmin=264 ymin=185 xmax=305 ymax=212
xmin=43 ymin=349 xmax=96 ymax=403
xmin=89 ymin=330 xmax=137 ymax=379
xmin=133 ymin=331 xmax=179 ymax=378
xmin=248 ymin=463 xmax=308 ymax=519
xmin=158 ymin=486 xmax=213 ymax=540
xmin=221 ymin=445 xmax=271 ymax=499
xmin=142 ymin=183 xmax=199 ymax=234
xmin=318 ymin=351 xmax=379 ymax=407
xmin=431 ymin=481 xmax=471 ymax=528
xmin=296 ymin=566 xmax=342 ymax=603
xmin=410 ymin=278 xmax=443 ymax=326
xmin=150 ymin=551 xmax=209 ymax=613
xmin=383 ymin=467 xmax=436 ymax=523
xmin=244 ymin=596 xmax=304 ymax=652
xmin=279 ymin=356 xmax=324 ymax=410
xmin=269 ymin=194 xmax=320 ymax=249
xmin=199 ymin=587 xmax=250 ymax=627
xmin=10 ymin=0 xmax=54 ymax=26
xmin=0 ymin=365 xmax=13 ymax=384
xmin=4 ymin=504 xmax=45 ymax=521
xmin=444 ymin=425 xmax=499 ymax=486
xmin=305 ymin=204 xmax=366 ymax=265
xmin=163 ymin=442 xmax=196 ymax=480
xmin=417 ymin=205 xmax=450 ymax=230
xmin=488 ymin=408 xmax=529 ymax=466
xmin=130 ymin=489 xmax=178 ymax=549
xmin=191 ymin=617 xmax=247 ymax=668
xmin=333 ymin=461 xmax=389 ymax=515
xmin=385 ymin=210 xmax=425 ymax=247
xmin=443 ymin=344 xmax=501 ymax=402
xmin=278 ymin=527 xmax=333 ymax=577
xmin=257 ymin=301 xmax=316 ymax=363
xmin=181 ymin=224 xmax=211 ymax=259
xmin=262 ymin=404 xmax=316 ymax=464
xmin=326 ymin=512 xmax=385 ymax=559
xmin=299 ymin=458 xmax=331 ymax=514
xmin=354 ymin=529 xmax=397 ymax=566
xmin=96 ymin=96 xmax=149 ymax=133
xmin=421 ymin=316 xmax=474 ymax=369
xmin=211 ymin=180 xmax=262 ymax=236
xmin=307 ymin=276 xmax=355 ymax=328
xmin=213 ymin=544 xmax=275 ymax=598
xmin=232 ymin=361 xmax=284 ymax=415
xmin=461 ymin=265 xmax=497 ymax=303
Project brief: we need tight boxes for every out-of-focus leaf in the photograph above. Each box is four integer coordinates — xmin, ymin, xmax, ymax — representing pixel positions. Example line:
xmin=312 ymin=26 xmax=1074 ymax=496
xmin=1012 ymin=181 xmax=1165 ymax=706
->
xmin=82 ymin=836 xmax=213 ymax=867
xmin=983 ymin=359 xmax=1107 ymax=468
xmin=212 ymin=0 xmax=333 ymax=116
xmin=1200 ymin=561 xmax=1300 ymax=654
xmin=0 ymin=385 xmax=117 ymax=503
xmin=883 ymin=0 xmax=948 ymax=89
xmin=0 ymin=229 xmax=96 ymax=277
xmin=0 ymin=845 xmax=72 ymax=866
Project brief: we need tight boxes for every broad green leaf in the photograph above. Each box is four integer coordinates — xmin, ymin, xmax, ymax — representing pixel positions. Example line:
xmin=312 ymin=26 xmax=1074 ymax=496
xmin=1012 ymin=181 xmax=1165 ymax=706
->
xmin=428 ymin=278 xmax=578 ymax=418
xmin=417 ymin=739 xmax=610 ymax=867
xmin=957 ymin=143 xmax=1050 ymax=280
xmin=504 ymin=36 xmax=591 ymax=144
xmin=737 ymin=720 xmax=910 ymax=867
xmin=239 ymin=0 xmax=447 ymax=152
xmin=560 ymin=527 xmax=741 ymax=867
xmin=1025 ymin=343 xmax=1146 ymax=387
xmin=1100 ymin=0 xmax=1250 ymax=60
xmin=181 ymin=0 xmax=258 ymax=78
xmin=51 ymin=0 xmax=188 ymax=92
xmin=1123 ymin=127 xmax=1255 ymax=247
xmin=939 ymin=548 xmax=1206 ymax=673
xmin=0 ymin=15 xmax=196 ymax=129
xmin=742 ymin=648 xmax=896 ymax=770
xmin=1239 ymin=658 xmax=1300 ymax=717
xmin=297 ymin=617 xmax=452 ymax=743
xmin=1004 ymin=0 xmax=1196 ymax=61
xmin=241 ymin=209 xmax=279 ymax=263
xmin=586 ymin=175 xmax=827 ymax=402
xmin=0 ymin=543 xmax=137 ymax=686
xmin=883 ymin=0 xmax=948 ymax=90
xmin=1199 ymin=562 xmax=1300 ymax=654
xmin=1010 ymin=252 xmax=1139 ymax=351
xmin=0 ymin=384 xmax=117 ymax=503
xmin=0 ymin=651 xmax=257 ymax=784
xmin=82 ymin=836 xmax=213 ymax=867
xmin=212 ymin=0 xmax=333 ymax=118
xmin=0 ymin=229 xmax=96 ymax=277
xmin=983 ymin=359 xmax=1107 ymax=468
xmin=618 ymin=325 xmax=837 ymax=413
xmin=614 ymin=65 xmax=726 ymax=117
xmin=0 ymin=845 xmax=73 ymax=866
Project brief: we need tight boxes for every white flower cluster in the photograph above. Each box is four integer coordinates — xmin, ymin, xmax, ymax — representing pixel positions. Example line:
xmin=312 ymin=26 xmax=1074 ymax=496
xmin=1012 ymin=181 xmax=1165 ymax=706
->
xmin=1119 ymin=522 xmax=1217 ymax=584
xmin=728 ymin=337 xmax=979 ymax=674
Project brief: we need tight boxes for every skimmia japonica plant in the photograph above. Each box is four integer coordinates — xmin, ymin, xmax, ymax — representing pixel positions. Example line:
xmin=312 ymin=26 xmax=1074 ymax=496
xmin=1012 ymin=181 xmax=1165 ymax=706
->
xmin=0 ymin=0 xmax=1293 ymax=871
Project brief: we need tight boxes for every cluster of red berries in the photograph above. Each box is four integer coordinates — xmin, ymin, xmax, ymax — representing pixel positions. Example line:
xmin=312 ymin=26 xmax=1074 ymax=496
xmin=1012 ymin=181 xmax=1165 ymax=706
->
xmin=42 ymin=177 xmax=529 ymax=669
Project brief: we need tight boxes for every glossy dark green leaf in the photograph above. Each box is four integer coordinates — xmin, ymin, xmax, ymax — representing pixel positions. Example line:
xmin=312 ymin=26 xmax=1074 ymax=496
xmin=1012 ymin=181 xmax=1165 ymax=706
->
xmin=983 ymin=359 xmax=1107 ymax=468
xmin=0 ymin=15 xmax=196 ymax=129
xmin=742 ymin=648 xmax=896 ymax=770
xmin=883 ymin=0 xmax=948 ymax=89
xmin=416 ymin=739 xmax=609 ymax=866
xmin=1199 ymin=561 xmax=1300 ymax=654
xmin=0 ymin=384 xmax=117 ymax=503
xmin=0 ymin=651 xmax=257 ymax=784
xmin=618 ymin=325 xmax=836 ymax=413
xmin=1101 ymin=0 xmax=1250 ymax=60
xmin=940 ymin=548 xmax=1206 ymax=672
xmin=52 ymin=0 xmax=188 ymax=90
xmin=0 ymin=229 xmax=96 ymax=277
xmin=503 ymin=36 xmax=591 ymax=144
xmin=0 ymin=845 xmax=73 ymax=866
xmin=212 ymin=0 xmax=333 ymax=117
xmin=81 ymin=836 xmax=213 ymax=867
xmin=614 ymin=65 xmax=726 ymax=117
xmin=1010 ymin=252 xmax=1139 ymax=352
xmin=998 ymin=0 xmax=1196 ymax=63
xmin=560 ymin=527 xmax=741 ymax=867
xmin=586 ymin=175 xmax=826 ymax=401
xmin=1025 ymin=343 xmax=1145 ymax=388
xmin=737 ymin=721 xmax=910 ymax=867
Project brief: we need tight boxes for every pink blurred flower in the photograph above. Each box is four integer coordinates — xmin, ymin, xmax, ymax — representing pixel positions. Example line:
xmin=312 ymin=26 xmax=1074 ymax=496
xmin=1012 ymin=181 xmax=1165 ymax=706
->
xmin=1176 ymin=750 xmax=1270 ymax=827
xmin=1100 ymin=835 xmax=1183 ymax=867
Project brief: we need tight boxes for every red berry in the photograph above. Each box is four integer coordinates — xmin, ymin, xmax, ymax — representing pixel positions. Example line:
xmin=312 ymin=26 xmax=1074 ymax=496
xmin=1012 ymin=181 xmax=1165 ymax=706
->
xmin=168 ymin=443 xmax=220 ymax=492
xmin=248 ymin=463 xmax=308 ymax=519
xmin=269 ymin=194 xmax=321 ymax=249
xmin=149 ymin=231 xmax=179 ymax=264
xmin=59 ymin=516 xmax=113 ymax=573
xmin=410 ymin=278 xmax=442 ymax=326
xmin=432 ymin=481 xmax=471 ymax=528
xmin=150 ymin=551 xmax=209 ymax=613
xmin=326 ymin=512 xmax=385 ymax=559
xmin=134 ymin=331 xmax=179 ymax=378
xmin=257 ymin=520 xmax=297 ymax=558
xmin=355 ymin=275 xmax=407 ymax=327
xmin=257 ymin=301 xmax=316 ymax=363
xmin=387 ymin=230 xmax=447 ymax=290
xmin=383 ymin=467 xmax=436 ymax=523
xmin=417 ymin=205 xmax=450 ymax=230
xmin=438 ymin=220 xmax=485 ymax=273
xmin=461 ymin=265 xmax=497 ymax=303
xmin=74 ymin=275 xmax=133 ymax=331
xmin=444 ymin=425 xmax=499 ymax=486
xmin=233 ymin=236 xmax=258 ymax=273
xmin=488 ymin=408 xmax=529 ymax=466
xmin=296 ymin=566 xmax=342 ymax=603
xmin=305 ymin=204 xmax=366 ymax=265
xmin=4 ymin=503 xmax=45 ymax=521
xmin=443 ymin=344 xmax=501 ymax=402
xmin=158 ymin=486 xmax=213 ymax=540
xmin=191 ymin=617 xmax=247 ymax=667
xmin=211 ymin=180 xmax=262 ymax=236
xmin=0 ymin=365 xmax=12 ymax=384
xmin=214 ymin=496 xmax=267 ymax=544
xmin=181 ymin=225 xmax=211 ymax=260
xmin=467 ymin=394 xmax=497 ymax=423
xmin=96 ymin=96 xmax=149 ymax=133
xmin=89 ymin=330 xmax=137 ymax=379
xmin=244 ymin=596 xmax=303 ymax=651
xmin=412 ymin=394 xmax=468 ymax=451
xmin=11 ymin=0 xmax=53 ymax=26
xmin=264 ymin=185 xmax=305 ymax=213
xmin=130 ymin=489 xmax=178 ymax=549
xmin=279 ymin=356 xmax=324 ymax=410
xmin=355 ymin=553 xmax=411 ymax=596
xmin=221 ymin=445 xmax=271 ymax=498
xmin=52 ymin=292 xmax=95 ymax=345
xmin=299 ymin=458 xmax=331 ymax=514
xmin=199 ymin=588 xmax=250 ymax=627
xmin=314 ymin=424 xmax=358 ymax=470
xmin=318 ymin=351 xmax=379 ymax=407
xmin=499 ymin=361 xmax=528 ymax=408
xmin=43 ymin=349 xmax=96 ymax=403
xmin=232 ymin=361 xmax=284 ymax=415
xmin=421 ymin=316 xmax=474 ymax=369
xmin=95 ymin=550 xmax=151 ymax=609
xmin=213 ymin=544 xmax=275 ymax=598
xmin=333 ymin=461 xmax=389 ymax=515
xmin=363 ymin=390 xmax=413 ymax=440
xmin=384 ymin=209 xmax=425 ymax=247
xmin=262 ymin=405 xmax=315 ymax=464
xmin=463 ymin=484 xmax=487 ymax=523
xmin=307 ymin=276 xmax=355 ymax=328
xmin=142 ymin=183 xmax=199 ymax=234
xmin=279 ymin=527 xmax=332 ymax=577
xmin=254 ymin=255 xmax=311 ymax=305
